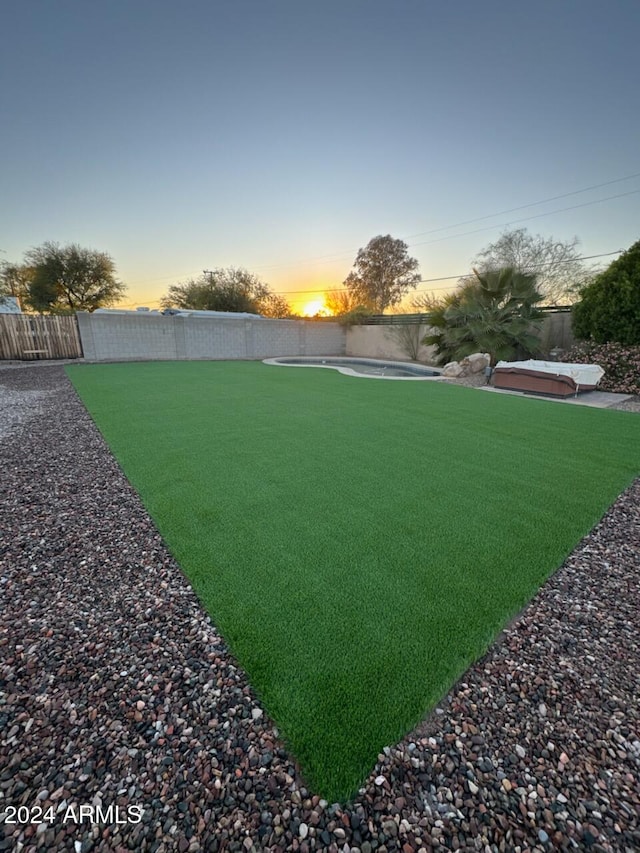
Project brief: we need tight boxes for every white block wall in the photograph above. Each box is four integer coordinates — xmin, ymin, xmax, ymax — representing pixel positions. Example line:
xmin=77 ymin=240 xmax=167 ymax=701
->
xmin=76 ymin=312 xmax=345 ymax=362
xmin=346 ymin=324 xmax=437 ymax=363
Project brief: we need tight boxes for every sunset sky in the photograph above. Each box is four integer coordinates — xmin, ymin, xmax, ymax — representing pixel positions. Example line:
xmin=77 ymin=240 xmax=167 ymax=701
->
xmin=2 ymin=0 xmax=639 ymax=315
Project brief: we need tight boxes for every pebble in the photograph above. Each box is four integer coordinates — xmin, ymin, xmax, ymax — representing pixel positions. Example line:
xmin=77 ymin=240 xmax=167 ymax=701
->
xmin=1 ymin=364 xmax=638 ymax=853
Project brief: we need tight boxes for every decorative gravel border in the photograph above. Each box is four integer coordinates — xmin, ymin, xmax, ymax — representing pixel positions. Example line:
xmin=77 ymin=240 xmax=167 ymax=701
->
xmin=1 ymin=365 xmax=638 ymax=853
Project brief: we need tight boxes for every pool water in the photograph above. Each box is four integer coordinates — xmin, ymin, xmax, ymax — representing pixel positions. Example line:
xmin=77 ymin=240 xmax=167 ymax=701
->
xmin=264 ymin=356 xmax=441 ymax=379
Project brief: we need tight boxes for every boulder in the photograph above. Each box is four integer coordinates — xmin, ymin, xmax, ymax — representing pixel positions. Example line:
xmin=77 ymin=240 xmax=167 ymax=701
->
xmin=463 ymin=352 xmax=491 ymax=373
xmin=442 ymin=361 xmax=464 ymax=377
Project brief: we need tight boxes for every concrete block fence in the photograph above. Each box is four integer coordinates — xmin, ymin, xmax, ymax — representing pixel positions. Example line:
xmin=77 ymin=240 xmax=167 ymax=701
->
xmin=74 ymin=311 xmax=572 ymax=365
xmin=76 ymin=312 xmax=346 ymax=362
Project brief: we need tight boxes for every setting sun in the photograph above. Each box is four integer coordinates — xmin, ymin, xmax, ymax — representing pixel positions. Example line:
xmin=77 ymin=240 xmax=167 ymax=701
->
xmin=301 ymin=299 xmax=332 ymax=317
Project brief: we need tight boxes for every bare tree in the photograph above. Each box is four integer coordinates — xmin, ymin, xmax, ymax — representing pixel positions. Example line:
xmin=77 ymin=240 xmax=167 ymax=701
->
xmin=473 ymin=228 xmax=596 ymax=306
xmin=325 ymin=289 xmax=371 ymax=316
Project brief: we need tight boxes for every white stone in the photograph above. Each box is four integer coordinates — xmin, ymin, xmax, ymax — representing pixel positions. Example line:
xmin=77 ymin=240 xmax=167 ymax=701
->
xmin=466 ymin=352 xmax=491 ymax=373
xmin=442 ymin=361 xmax=463 ymax=377
xmin=299 ymin=823 xmax=309 ymax=839
xmin=468 ymin=780 xmax=479 ymax=795
xmin=251 ymin=708 xmax=263 ymax=720
xmin=374 ymin=775 xmax=386 ymax=786
xmin=515 ymin=744 xmax=526 ymax=759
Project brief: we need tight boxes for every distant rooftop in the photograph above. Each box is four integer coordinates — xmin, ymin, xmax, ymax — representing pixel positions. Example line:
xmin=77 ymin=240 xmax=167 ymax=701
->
xmin=93 ymin=307 xmax=265 ymax=319
xmin=0 ymin=296 xmax=22 ymax=314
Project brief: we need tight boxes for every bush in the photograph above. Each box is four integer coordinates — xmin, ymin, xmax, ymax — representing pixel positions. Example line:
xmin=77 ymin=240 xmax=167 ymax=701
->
xmin=336 ymin=306 xmax=372 ymax=326
xmin=385 ymin=323 xmax=427 ymax=361
xmin=423 ymin=267 xmax=543 ymax=365
xmin=564 ymin=341 xmax=640 ymax=395
xmin=572 ymin=239 xmax=640 ymax=345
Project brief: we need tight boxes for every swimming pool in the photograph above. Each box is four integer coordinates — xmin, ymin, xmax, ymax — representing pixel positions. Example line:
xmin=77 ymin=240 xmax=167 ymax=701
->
xmin=263 ymin=356 xmax=442 ymax=379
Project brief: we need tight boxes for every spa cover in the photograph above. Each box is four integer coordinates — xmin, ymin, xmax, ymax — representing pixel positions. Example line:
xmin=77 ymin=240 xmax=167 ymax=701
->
xmin=494 ymin=360 xmax=604 ymax=388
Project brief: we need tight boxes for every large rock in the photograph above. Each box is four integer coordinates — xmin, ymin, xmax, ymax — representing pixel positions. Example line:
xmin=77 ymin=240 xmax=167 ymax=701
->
xmin=462 ymin=352 xmax=491 ymax=373
xmin=442 ymin=361 xmax=464 ymax=377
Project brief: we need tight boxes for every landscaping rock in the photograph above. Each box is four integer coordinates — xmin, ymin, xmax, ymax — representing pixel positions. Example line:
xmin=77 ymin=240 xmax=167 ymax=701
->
xmin=462 ymin=352 xmax=491 ymax=373
xmin=442 ymin=361 xmax=464 ymax=377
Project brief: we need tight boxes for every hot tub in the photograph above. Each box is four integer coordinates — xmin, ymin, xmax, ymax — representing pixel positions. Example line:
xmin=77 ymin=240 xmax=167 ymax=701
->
xmin=491 ymin=360 xmax=604 ymax=397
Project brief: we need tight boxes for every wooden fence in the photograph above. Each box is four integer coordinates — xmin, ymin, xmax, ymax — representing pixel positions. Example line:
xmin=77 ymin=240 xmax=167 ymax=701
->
xmin=0 ymin=314 xmax=83 ymax=360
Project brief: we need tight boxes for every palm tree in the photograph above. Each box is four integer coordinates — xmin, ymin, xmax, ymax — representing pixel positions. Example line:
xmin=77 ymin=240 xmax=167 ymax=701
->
xmin=423 ymin=267 xmax=544 ymax=365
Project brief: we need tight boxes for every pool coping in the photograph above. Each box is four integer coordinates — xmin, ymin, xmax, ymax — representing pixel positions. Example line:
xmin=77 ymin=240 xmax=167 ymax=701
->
xmin=262 ymin=355 xmax=445 ymax=380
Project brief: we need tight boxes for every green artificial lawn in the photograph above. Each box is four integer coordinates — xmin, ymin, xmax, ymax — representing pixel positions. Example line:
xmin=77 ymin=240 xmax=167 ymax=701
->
xmin=67 ymin=361 xmax=640 ymax=801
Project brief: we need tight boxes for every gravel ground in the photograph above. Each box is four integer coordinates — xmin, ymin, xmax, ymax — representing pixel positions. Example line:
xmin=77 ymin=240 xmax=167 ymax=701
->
xmin=1 ymin=364 xmax=639 ymax=853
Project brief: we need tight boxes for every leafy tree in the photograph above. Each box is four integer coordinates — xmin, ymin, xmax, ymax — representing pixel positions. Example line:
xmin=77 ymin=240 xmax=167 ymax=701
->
xmin=344 ymin=235 xmax=420 ymax=313
xmin=0 ymin=261 xmax=33 ymax=307
xmin=423 ymin=267 xmax=544 ymax=365
xmin=259 ymin=291 xmax=292 ymax=319
xmin=572 ymin=239 xmax=640 ymax=345
xmin=473 ymin=227 xmax=595 ymax=306
xmin=23 ymin=242 xmax=125 ymax=313
xmin=162 ymin=267 xmax=291 ymax=317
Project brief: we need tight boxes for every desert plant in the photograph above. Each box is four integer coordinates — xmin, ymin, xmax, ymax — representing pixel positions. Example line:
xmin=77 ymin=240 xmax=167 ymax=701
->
xmin=423 ymin=267 xmax=544 ymax=365
xmin=385 ymin=322 xmax=427 ymax=361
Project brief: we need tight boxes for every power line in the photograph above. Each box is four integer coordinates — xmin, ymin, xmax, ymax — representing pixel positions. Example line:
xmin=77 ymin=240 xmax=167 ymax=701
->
xmin=129 ymin=269 xmax=204 ymax=286
xmin=127 ymin=170 xmax=640 ymax=286
xmin=403 ymin=171 xmax=640 ymax=240
xmin=123 ymin=248 xmax=621 ymax=306
xmin=268 ymin=250 xmax=622 ymax=296
xmin=408 ymin=189 xmax=640 ymax=249
xmin=250 ymin=171 xmax=640 ymax=273
xmin=121 ymin=247 xmax=620 ymax=308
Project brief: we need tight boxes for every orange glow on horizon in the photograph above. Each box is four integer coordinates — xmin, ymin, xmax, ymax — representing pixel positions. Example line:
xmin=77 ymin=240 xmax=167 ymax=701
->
xmin=299 ymin=297 xmax=332 ymax=317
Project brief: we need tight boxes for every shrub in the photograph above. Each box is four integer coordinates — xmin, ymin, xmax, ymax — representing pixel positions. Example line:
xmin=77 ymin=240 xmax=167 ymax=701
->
xmin=385 ymin=323 xmax=428 ymax=361
xmin=572 ymin=239 xmax=640 ymax=345
xmin=336 ymin=306 xmax=372 ymax=326
xmin=564 ymin=341 xmax=640 ymax=395
xmin=423 ymin=267 xmax=544 ymax=365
